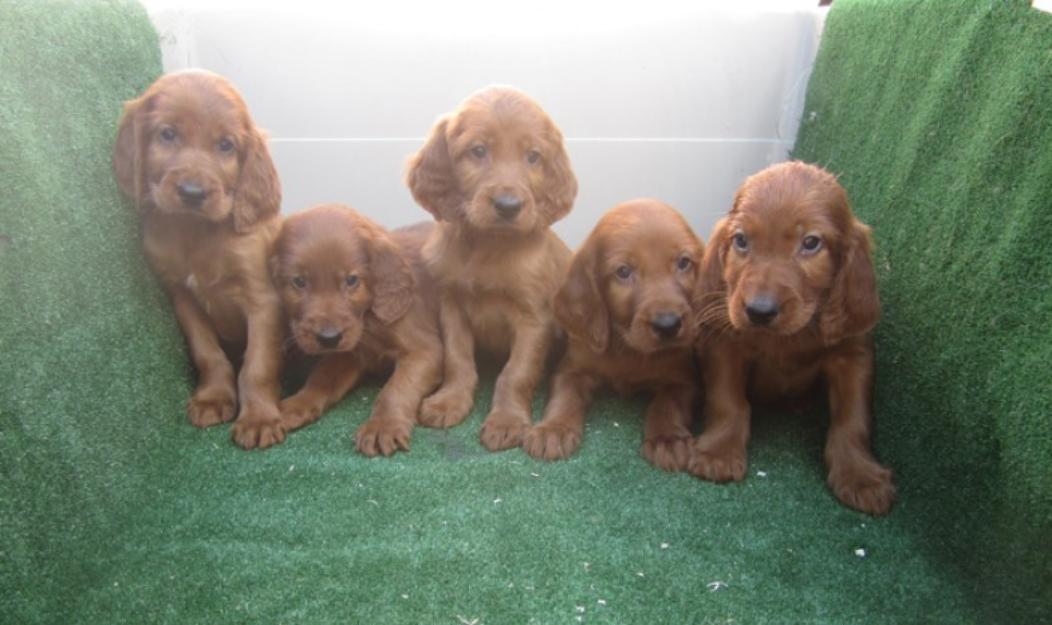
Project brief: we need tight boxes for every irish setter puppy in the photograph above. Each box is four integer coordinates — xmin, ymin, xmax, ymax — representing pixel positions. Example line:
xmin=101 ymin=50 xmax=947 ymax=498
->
xmin=689 ymin=161 xmax=895 ymax=515
xmin=271 ymin=205 xmax=442 ymax=456
xmin=523 ymin=200 xmax=702 ymax=470
xmin=406 ymin=86 xmax=577 ymax=450
xmin=112 ymin=70 xmax=285 ymax=449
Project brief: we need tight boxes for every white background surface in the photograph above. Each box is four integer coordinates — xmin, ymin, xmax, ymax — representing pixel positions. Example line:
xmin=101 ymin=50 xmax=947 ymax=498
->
xmin=145 ymin=0 xmax=825 ymax=246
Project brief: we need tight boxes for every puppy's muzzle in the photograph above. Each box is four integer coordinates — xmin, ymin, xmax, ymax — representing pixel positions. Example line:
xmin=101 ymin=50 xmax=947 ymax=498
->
xmin=176 ymin=180 xmax=209 ymax=208
xmin=492 ymin=193 xmax=523 ymax=221
xmin=315 ymin=327 xmax=344 ymax=349
xmin=651 ymin=312 xmax=683 ymax=340
xmin=745 ymin=295 xmax=779 ymax=326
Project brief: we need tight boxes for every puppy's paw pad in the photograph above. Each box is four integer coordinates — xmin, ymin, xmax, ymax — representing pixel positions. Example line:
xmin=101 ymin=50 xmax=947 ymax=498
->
xmin=355 ymin=419 xmax=412 ymax=457
xmin=418 ymin=391 xmax=473 ymax=429
xmin=523 ymin=422 xmax=582 ymax=460
xmin=688 ymin=446 xmax=747 ymax=482
xmin=187 ymin=388 xmax=236 ymax=428
xmin=278 ymin=397 xmax=323 ymax=431
xmin=479 ymin=411 xmax=529 ymax=451
xmin=231 ymin=415 xmax=286 ymax=450
xmin=829 ymin=465 xmax=896 ymax=516
xmin=643 ymin=435 xmax=691 ymax=472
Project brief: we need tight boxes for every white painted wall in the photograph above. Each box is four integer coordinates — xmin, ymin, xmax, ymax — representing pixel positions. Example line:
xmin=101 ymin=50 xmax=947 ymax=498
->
xmin=145 ymin=0 xmax=825 ymax=246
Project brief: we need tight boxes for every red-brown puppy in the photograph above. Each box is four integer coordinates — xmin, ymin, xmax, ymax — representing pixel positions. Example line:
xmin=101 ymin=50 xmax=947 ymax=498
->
xmin=523 ymin=200 xmax=702 ymax=470
xmin=406 ymin=86 xmax=577 ymax=450
xmin=690 ymin=161 xmax=895 ymax=515
xmin=112 ymin=70 xmax=285 ymax=449
xmin=271 ymin=205 xmax=442 ymax=456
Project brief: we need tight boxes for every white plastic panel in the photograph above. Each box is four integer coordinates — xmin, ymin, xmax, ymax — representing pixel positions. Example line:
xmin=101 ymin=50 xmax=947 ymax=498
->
xmin=145 ymin=0 xmax=825 ymax=246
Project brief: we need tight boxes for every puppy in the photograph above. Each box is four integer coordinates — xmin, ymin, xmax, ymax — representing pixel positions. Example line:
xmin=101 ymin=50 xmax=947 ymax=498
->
xmin=112 ymin=70 xmax=285 ymax=449
xmin=271 ymin=205 xmax=442 ymax=457
xmin=523 ymin=200 xmax=702 ymax=470
xmin=689 ymin=161 xmax=895 ymax=515
xmin=406 ymin=86 xmax=577 ymax=450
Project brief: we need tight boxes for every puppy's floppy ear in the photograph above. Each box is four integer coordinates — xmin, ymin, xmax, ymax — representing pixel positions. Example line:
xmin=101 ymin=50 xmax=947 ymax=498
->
xmin=554 ymin=234 xmax=608 ymax=354
xmin=698 ymin=217 xmax=730 ymax=294
xmin=820 ymin=219 xmax=880 ymax=345
xmin=112 ymin=96 xmax=146 ymax=205
xmin=233 ymin=128 xmax=281 ymax=233
xmin=406 ymin=117 xmax=463 ymax=221
xmin=365 ymin=222 xmax=414 ymax=325
xmin=538 ymin=128 xmax=578 ymax=225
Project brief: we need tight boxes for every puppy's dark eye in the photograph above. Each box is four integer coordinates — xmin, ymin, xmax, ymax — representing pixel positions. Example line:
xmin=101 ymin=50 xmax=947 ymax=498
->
xmin=615 ymin=265 xmax=633 ymax=280
xmin=526 ymin=150 xmax=541 ymax=165
xmin=345 ymin=275 xmax=360 ymax=288
xmin=676 ymin=256 xmax=694 ymax=271
xmin=159 ymin=127 xmax=177 ymax=142
xmin=801 ymin=235 xmax=822 ymax=254
xmin=732 ymin=232 xmax=749 ymax=253
xmin=471 ymin=145 xmax=487 ymax=159
xmin=217 ymin=137 xmax=235 ymax=153
xmin=291 ymin=276 xmax=307 ymax=289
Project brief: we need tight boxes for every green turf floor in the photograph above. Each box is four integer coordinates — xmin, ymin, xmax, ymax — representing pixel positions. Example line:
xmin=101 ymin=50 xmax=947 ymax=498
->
xmin=1 ymin=1 xmax=1049 ymax=623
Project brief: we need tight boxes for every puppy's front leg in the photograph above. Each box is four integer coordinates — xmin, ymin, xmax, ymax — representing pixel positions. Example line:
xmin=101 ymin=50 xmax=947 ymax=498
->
xmin=355 ymin=341 xmax=442 ymax=457
xmin=688 ymin=340 xmax=750 ymax=482
xmin=230 ymin=296 xmax=285 ymax=450
xmin=480 ymin=320 xmax=551 ymax=451
xmin=419 ymin=294 xmax=477 ymax=428
xmin=523 ymin=364 xmax=599 ymax=460
xmin=170 ymin=288 xmax=237 ymax=428
xmin=280 ymin=352 xmax=363 ymax=432
xmin=642 ymin=383 xmax=694 ymax=472
xmin=823 ymin=338 xmax=895 ymax=515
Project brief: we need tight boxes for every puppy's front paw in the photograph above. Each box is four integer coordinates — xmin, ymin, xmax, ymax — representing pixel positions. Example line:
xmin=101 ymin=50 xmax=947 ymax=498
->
xmin=642 ymin=434 xmax=691 ymax=472
xmin=688 ymin=439 xmax=747 ymax=482
xmin=523 ymin=421 xmax=582 ymax=460
xmin=418 ymin=388 xmax=474 ymax=429
xmin=187 ymin=384 xmax=236 ymax=428
xmin=479 ymin=409 xmax=529 ymax=451
xmin=231 ymin=406 xmax=286 ymax=450
xmin=828 ymin=460 xmax=896 ymax=516
xmin=355 ymin=418 xmax=412 ymax=457
xmin=279 ymin=394 xmax=325 ymax=432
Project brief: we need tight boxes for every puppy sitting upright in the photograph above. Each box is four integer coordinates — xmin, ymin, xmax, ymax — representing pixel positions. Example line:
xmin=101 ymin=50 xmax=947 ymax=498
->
xmin=523 ymin=200 xmax=702 ymax=471
xmin=406 ymin=86 xmax=577 ymax=450
xmin=272 ymin=205 xmax=442 ymax=456
xmin=689 ymin=161 xmax=895 ymax=515
xmin=112 ymin=70 xmax=285 ymax=449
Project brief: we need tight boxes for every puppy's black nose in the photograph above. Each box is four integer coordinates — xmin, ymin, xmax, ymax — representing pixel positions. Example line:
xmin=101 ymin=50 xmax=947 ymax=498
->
xmin=651 ymin=312 xmax=683 ymax=339
xmin=316 ymin=327 xmax=343 ymax=349
xmin=492 ymin=194 xmax=523 ymax=220
xmin=176 ymin=181 xmax=208 ymax=207
xmin=745 ymin=296 xmax=779 ymax=326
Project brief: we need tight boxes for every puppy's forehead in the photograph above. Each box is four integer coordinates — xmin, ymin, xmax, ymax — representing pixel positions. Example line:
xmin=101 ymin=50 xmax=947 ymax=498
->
xmin=279 ymin=210 xmax=370 ymax=270
xmin=734 ymin=163 xmax=850 ymax=234
xmin=146 ymin=73 xmax=248 ymax=132
xmin=599 ymin=200 xmax=699 ymax=257
xmin=451 ymin=90 xmax=550 ymax=139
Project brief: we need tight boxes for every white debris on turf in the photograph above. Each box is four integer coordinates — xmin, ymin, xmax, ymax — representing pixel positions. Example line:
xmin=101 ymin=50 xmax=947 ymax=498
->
xmin=660 ymin=543 xmax=670 ymax=550
xmin=707 ymin=581 xmax=727 ymax=592
xmin=756 ymin=470 xmax=767 ymax=477
xmin=597 ymin=599 xmax=607 ymax=606
xmin=493 ymin=497 xmax=502 ymax=504
xmin=855 ymin=548 xmax=867 ymax=558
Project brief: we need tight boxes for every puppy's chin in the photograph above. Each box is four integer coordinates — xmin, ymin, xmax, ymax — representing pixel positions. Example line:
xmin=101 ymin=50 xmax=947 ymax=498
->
xmin=291 ymin=323 xmax=364 ymax=355
xmin=727 ymin=300 xmax=816 ymax=336
xmin=463 ymin=197 xmax=541 ymax=235
xmin=150 ymin=181 xmax=233 ymax=224
xmin=621 ymin=322 xmax=695 ymax=355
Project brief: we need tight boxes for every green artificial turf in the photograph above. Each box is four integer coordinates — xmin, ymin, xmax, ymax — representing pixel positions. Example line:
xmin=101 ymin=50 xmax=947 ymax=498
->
xmin=792 ymin=0 xmax=1052 ymax=621
xmin=1 ymin=0 xmax=1049 ymax=623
